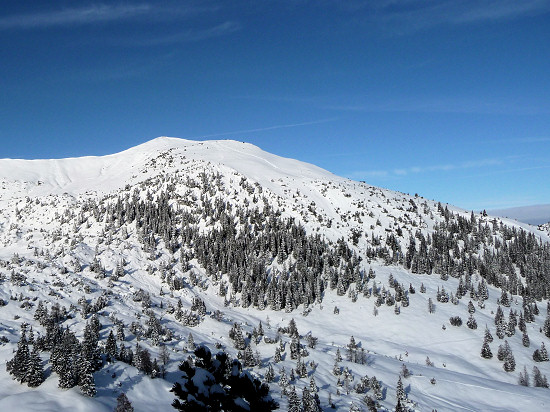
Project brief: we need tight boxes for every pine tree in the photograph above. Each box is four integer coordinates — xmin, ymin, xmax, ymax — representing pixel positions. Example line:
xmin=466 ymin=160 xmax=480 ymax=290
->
xmin=364 ymin=395 xmax=377 ymax=412
xmin=309 ymin=376 xmax=318 ymax=393
xmin=187 ymin=333 xmax=195 ymax=351
xmin=540 ymin=342 xmax=549 ymax=361
xmin=522 ymin=331 xmax=530 ymax=347
xmin=105 ymin=330 xmax=118 ymax=362
xmin=467 ymin=314 xmax=477 ymax=329
xmin=370 ymin=376 xmax=383 ymax=400
xmin=518 ymin=366 xmax=530 ymax=387
xmin=497 ymin=344 xmax=506 ymax=361
xmin=265 ymin=363 xmax=275 ymax=383
xmin=302 ymin=386 xmax=321 ymax=412
xmin=484 ymin=326 xmax=493 ymax=343
xmin=151 ymin=358 xmax=160 ymax=378
xmin=279 ymin=367 xmax=289 ymax=392
xmin=114 ymin=393 xmax=134 ymax=412
xmin=396 ymin=375 xmax=406 ymax=402
xmin=288 ymin=385 xmax=301 ymax=412
xmin=26 ymin=346 xmax=44 ymax=387
xmin=6 ymin=330 xmax=30 ymax=383
xmin=116 ymin=323 xmax=125 ymax=342
xmin=533 ymin=366 xmax=549 ymax=388
xmin=346 ymin=336 xmax=357 ymax=363
xmin=533 ymin=342 xmax=550 ymax=362
xmin=503 ymin=342 xmax=515 ymax=372
xmin=274 ymin=346 xmax=282 ymax=363
xmin=481 ymin=339 xmax=493 ymax=359
xmin=79 ymin=356 xmax=96 ymax=397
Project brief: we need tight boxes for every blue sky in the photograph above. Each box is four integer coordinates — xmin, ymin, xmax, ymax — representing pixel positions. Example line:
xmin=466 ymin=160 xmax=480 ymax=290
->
xmin=1 ymin=1 xmax=549 ymax=211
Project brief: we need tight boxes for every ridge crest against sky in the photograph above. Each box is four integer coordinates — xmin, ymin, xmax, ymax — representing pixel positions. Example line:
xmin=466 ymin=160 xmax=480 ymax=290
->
xmin=1 ymin=0 xmax=549 ymax=211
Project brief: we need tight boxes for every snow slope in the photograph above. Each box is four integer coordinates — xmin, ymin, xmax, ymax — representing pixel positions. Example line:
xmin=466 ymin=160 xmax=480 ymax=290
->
xmin=0 ymin=137 xmax=549 ymax=411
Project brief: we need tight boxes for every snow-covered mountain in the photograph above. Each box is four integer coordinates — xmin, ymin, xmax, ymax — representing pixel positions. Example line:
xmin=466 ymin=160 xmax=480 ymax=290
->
xmin=0 ymin=137 xmax=549 ymax=412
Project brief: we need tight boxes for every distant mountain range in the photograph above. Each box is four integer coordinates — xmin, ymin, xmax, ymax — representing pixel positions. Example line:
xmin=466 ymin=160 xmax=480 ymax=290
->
xmin=488 ymin=204 xmax=550 ymax=226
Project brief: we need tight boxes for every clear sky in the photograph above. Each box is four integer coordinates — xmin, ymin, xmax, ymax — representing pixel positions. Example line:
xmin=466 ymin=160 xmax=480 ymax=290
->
xmin=1 ymin=1 xmax=549 ymax=211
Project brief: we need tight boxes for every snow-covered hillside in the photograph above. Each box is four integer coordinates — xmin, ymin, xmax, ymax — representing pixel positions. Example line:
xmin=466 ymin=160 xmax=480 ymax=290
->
xmin=0 ymin=137 xmax=549 ymax=412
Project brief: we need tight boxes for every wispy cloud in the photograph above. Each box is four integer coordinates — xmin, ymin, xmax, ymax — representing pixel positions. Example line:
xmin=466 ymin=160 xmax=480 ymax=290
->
xmin=328 ymin=96 xmax=550 ymax=116
xmin=0 ymin=4 xmax=241 ymax=45
xmin=133 ymin=21 xmax=241 ymax=46
xmin=348 ymin=157 xmax=505 ymax=180
xmin=0 ymin=4 xmax=152 ymax=30
xmin=187 ymin=118 xmax=339 ymax=139
xmin=366 ymin=0 xmax=550 ymax=34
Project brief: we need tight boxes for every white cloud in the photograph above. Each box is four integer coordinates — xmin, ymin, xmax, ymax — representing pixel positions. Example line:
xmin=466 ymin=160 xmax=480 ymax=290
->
xmin=134 ymin=21 xmax=241 ymax=46
xmin=0 ymin=4 xmax=152 ymax=30
xmin=351 ymin=157 xmax=504 ymax=180
xmin=367 ymin=0 xmax=550 ymax=34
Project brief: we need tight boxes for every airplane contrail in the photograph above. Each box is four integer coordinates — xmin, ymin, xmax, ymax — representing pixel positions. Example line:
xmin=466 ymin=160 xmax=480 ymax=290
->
xmin=188 ymin=118 xmax=339 ymax=139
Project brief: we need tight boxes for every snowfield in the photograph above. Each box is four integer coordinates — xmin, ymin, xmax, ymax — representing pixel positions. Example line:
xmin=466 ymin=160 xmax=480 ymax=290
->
xmin=0 ymin=137 xmax=549 ymax=411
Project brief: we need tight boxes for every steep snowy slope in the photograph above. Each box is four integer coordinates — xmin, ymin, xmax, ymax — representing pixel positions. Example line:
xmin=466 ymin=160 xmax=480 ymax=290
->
xmin=0 ymin=137 xmax=549 ymax=412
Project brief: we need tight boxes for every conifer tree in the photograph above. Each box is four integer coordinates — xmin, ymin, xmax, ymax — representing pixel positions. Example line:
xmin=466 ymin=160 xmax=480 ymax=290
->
xmin=481 ymin=338 xmax=493 ymax=359
xmin=484 ymin=326 xmax=493 ymax=343
xmin=105 ymin=330 xmax=118 ymax=362
xmin=288 ymin=385 xmax=301 ymax=412
xmin=522 ymin=331 xmax=530 ymax=347
xmin=114 ymin=393 xmax=134 ymax=412
xmin=6 ymin=330 xmax=30 ymax=383
xmin=26 ymin=346 xmax=44 ymax=388
xmin=503 ymin=341 xmax=515 ymax=372
xmin=518 ymin=366 xmax=530 ymax=387
xmin=79 ymin=356 xmax=96 ymax=397
xmin=396 ymin=375 xmax=406 ymax=402
xmin=279 ymin=367 xmax=289 ymax=393
xmin=533 ymin=366 xmax=549 ymax=388
xmin=467 ymin=314 xmax=477 ymax=329
xmin=265 ymin=363 xmax=275 ymax=383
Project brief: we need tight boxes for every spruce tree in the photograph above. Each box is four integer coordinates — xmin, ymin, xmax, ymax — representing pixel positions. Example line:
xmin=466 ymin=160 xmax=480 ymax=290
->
xmin=265 ymin=363 xmax=275 ymax=383
xmin=114 ymin=393 xmax=134 ymax=412
xmin=288 ymin=385 xmax=301 ymax=412
xmin=26 ymin=346 xmax=44 ymax=388
xmin=105 ymin=330 xmax=118 ymax=362
xmin=467 ymin=314 xmax=477 ymax=329
xmin=503 ymin=344 xmax=515 ymax=372
xmin=484 ymin=326 xmax=493 ymax=343
xmin=533 ymin=366 xmax=549 ymax=388
xmin=522 ymin=331 xmax=530 ymax=347
xmin=7 ymin=330 xmax=30 ymax=383
xmin=396 ymin=375 xmax=406 ymax=402
xmin=481 ymin=339 xmax=493 ymax=359
xmin=302 ymin=386 xmax=321 ymax=412
xmin=79 ymin=356 xmax=96 ymax=397
xmin=518 ymin=366 xmax=529 ymax=387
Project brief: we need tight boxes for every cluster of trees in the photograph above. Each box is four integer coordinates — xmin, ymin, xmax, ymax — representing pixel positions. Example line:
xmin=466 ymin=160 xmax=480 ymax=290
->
xmin=6 ymin=325 xmax=44 ymax=388
xmin=171 ymin=345 xmax=277 ymax=411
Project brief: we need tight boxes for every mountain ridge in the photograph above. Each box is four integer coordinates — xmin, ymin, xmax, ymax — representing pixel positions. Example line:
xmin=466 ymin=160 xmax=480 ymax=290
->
xmin=0 ymin=137 xmax=549 ymax=411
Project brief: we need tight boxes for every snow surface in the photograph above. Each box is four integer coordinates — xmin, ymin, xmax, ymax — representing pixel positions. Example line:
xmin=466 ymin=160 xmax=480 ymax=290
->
xmin=0 ymin=137 xmax=549 ymax=411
